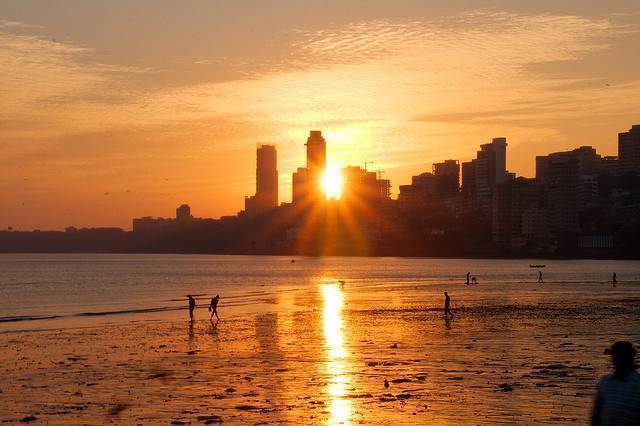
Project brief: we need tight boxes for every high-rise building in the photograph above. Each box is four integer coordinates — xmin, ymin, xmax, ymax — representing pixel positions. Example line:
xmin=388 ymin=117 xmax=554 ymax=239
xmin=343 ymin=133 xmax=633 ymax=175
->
xmin=432 ymin=159 xmax=460 ymax=196
xmin=292 ymin=131 xmax=327 ymax=205
xmin=461 ymin=160 xmax=476 ymax=197
xmin=256 ymin=144 xmax=278 ymax=211
xmin=176 ymin=204 xmax=192 ymax=221
xmin=342 ymin=166 xmax=391 ymax=205
xmin=306 ymin=130 xmax=326 ymax=173
xmin=245 ymin=144 xmax=278 ymax=216
xmin=471 ymin=137 xmax=509 ymax=216
xmin=536 ymin=146 xmax=601 ymax=182
xmin=618 ymin=124 xmax=640 ymax=175
xmin=535 ymin=146 xmax=603 ymax=240
xmin=292 ymin=167 xmax=312 ymax=204
xmin=492 ymin=137 xmax=508 ymax=184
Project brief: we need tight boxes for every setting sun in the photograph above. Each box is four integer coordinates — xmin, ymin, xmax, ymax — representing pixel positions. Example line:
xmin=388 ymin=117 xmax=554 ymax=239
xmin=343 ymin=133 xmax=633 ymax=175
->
xmin=322 ymin=166 xmax=342 ymax=199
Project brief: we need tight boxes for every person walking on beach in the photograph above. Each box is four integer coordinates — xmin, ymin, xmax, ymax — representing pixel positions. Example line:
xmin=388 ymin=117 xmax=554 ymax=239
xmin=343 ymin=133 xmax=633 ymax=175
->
xmin=613 ymin=272 xmax=617 ymax=287
xmin=187 ymin=294 xmax=196 ymax=321
xmin=466 ymin=272 xmax=471 ymax=285
xmin=444 ymin=291 xmax=454 ymax=318
xmin=591 ymin=341 xmax=640 ymax=425
xmin=209 ymin=294 xmax=220 ymax=322
xmin=538 ymin=270 xmax=544 ymax=283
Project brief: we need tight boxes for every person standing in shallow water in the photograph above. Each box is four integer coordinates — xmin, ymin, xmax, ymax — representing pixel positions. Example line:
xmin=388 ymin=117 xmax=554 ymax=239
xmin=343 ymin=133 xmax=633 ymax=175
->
xmin=613 ymin=273 xmax=617 ymax=287
xmin=444 ymin=291 xmax=454 ymax=318
xmin=591 ymin=341 xmax=640 ymax=425
xmin=209 ymin=294 xmax=220 ymax=322
xmin=187 ymin=295 xmax=196 ymax=321
xmin=538 ymin=271 xmax=544 ymax=283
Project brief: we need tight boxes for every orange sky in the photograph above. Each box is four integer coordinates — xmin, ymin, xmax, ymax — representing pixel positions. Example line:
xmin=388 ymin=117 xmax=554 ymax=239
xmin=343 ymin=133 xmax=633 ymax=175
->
xmin=1 ymin=1 xmax=640 ymax=230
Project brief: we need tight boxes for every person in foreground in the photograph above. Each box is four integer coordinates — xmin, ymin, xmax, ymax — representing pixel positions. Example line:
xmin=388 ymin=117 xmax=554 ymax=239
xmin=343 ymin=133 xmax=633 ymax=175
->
xmin=209 ymin=294 xmax=220 ymax=323
xmin=187 ymin=294 xmax=196 ymax=321
xmin=591 ymin=341 xmax=640 ymax=425
xmin=444 ymin=291 xmax=453 ymax=318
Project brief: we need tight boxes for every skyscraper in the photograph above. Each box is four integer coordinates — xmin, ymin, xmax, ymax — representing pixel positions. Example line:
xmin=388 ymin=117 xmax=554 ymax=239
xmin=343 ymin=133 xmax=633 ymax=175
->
xmin=245 ymin=144 xmax=278 ymax=216
xmin=306 ymin=130 xmax=326 ymax=173
xmin=292 ymin=131 xmax=327 ymax=205
xmin=432 ymin=159 xmax=460 ymax=196
xmin=618 ymin=124 xmax=640 ymax=175
xmin=256 ymin=144 xmax=278 ymax=211
xmin=474 ymin=137 xmax=508 ymax=216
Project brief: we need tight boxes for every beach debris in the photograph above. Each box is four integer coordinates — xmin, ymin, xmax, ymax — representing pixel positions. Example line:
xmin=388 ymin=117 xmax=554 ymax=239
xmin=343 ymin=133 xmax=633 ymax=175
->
xmin=396 ymin=393 xmax=411 ymax=400
xmin=225 ymin=387 xmax=236 ymax=393
xmin=197 ymin=414 xmax=223 ymax=424
xmin=20 ymin=415 xmax=37 ymax=423
xmin=384 ymin=379 xmax=389 ymax=388
xmin=391 ymin=378 xmax=411 ymax=384
xmin=108 ymin=403 xmax=130 ymax=415
xmin=147 ymin=371 xmax=171 ymax=380
xmin=235 ymin=405 xmax=260 ymax=411
xmin=495 ymin=383 xmax=514 ymax=392
xmin=170 ymin=421 xmax=186 ymax=425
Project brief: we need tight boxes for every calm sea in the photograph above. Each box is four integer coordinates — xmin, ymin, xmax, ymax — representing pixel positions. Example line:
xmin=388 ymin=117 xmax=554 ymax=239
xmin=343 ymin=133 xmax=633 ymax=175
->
xmin=1 ymin=254 xmax=638 ymax=332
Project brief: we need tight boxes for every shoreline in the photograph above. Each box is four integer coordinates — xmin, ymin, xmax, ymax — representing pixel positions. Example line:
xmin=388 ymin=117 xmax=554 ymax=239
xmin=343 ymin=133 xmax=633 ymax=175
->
xmin=2 ymin=250 xmax=640 ymax=260
xmin=2 ymin=299 xmax=639 ymax=424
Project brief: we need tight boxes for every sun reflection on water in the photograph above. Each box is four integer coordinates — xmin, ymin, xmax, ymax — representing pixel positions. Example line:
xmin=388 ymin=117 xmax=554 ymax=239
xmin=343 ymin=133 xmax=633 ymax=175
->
xmin=322 ymin=283 xmax=351 ymax=425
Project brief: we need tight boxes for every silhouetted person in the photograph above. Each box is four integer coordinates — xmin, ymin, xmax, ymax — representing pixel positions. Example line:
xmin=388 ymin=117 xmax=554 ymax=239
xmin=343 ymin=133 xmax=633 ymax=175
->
xmin=466 ymin=272 xmax=471 ymax=285
xmin=209 ymin=294 xmax=220 ymax=322
xmin=538 ymin=271 xmax=544 ymax=283
xmin=339 ymin=280 xmax=345 ymax=289
xmin=444 ymin=291 xmax=453 ymax=318
xmin=188 ymin=294 xmax=196 ymax=321
xmin=592 ymin=341 xmax=640 ymax=425
xmin=613 ymin=273 xmax=617 ymax=287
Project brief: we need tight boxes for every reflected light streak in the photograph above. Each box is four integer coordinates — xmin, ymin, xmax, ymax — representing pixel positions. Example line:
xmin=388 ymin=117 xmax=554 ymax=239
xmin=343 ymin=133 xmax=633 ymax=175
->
xmin=322 ymin=283 xmax=351 ymax=424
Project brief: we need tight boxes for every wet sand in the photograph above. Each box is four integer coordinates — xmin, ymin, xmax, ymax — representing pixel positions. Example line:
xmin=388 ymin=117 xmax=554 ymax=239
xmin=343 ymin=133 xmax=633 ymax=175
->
xmin=2 ymin=287 xmax=639 ymax=425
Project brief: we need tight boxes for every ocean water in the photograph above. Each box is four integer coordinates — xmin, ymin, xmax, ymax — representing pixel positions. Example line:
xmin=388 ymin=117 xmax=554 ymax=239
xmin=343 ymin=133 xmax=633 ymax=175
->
xmin=1 ymin=254 xmax=638 ymax=332
xmin=2 ymin=254 xmax=640 ymax=423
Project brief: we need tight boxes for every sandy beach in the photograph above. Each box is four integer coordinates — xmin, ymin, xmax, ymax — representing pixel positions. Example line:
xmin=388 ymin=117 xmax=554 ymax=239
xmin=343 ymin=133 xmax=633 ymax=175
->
xmin=2 ymin=288 xmax=639 ymax=424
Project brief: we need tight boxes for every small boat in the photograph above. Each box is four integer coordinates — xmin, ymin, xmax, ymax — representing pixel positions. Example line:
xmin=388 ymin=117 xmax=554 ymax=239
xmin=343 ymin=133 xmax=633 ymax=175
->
xmin=529 ymin=264 xmax=545 ymax=268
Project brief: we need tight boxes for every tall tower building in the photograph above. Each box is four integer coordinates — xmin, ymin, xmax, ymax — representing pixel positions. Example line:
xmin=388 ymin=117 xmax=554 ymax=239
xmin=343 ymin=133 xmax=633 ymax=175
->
xmin=491 ymin=137 xmax=508 ymax=184
xmin=256 ymin=144 xmax=278 ymax=211
xmin=245 ymin=144 xmax=278 ymax=216
xmin=618 ymin=124 xmax=640 ymax=175
xmin=306 ymin=130 xmax=326 ymax=173
xmin=292 ymin=131 xmax=327 ymax=205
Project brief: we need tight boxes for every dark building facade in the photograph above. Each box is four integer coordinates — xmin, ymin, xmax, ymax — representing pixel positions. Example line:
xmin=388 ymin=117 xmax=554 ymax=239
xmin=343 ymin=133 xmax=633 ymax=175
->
xmin=245 ymin=144 xmax=279 ymax=216
xmin=292 ymin=131 xmax=327 ymax=205
xmin=618 ymin=124 xmax=640 ymax=175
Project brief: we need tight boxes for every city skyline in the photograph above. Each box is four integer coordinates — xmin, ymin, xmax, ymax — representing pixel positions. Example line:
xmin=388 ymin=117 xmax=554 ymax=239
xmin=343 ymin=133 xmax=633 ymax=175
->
xmin=5 ymin=122 xmax=639 ymax=239
xmin=2 ymin=1 xmax=640 ymax=230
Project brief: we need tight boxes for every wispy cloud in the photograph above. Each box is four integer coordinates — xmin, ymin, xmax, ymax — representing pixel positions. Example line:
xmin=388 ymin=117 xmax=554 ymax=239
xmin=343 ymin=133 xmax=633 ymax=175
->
xmin=2 ymin=10 xmax=640 ymax=227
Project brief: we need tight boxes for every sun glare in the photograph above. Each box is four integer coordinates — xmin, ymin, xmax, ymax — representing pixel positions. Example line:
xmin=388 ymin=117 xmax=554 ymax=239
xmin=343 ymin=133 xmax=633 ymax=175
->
xmin=322 ymin=165 xmax=342 ymax=199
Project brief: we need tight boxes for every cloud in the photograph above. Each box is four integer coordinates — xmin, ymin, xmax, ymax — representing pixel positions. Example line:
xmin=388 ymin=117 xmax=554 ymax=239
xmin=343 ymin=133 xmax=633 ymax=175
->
xmin=2 ymin=10 xmax=640 ymax=226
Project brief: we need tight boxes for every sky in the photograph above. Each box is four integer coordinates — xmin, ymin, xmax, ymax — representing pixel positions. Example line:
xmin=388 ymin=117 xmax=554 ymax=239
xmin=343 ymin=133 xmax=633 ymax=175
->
xmin=1 ymin=0 xmax=640 ymax=230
